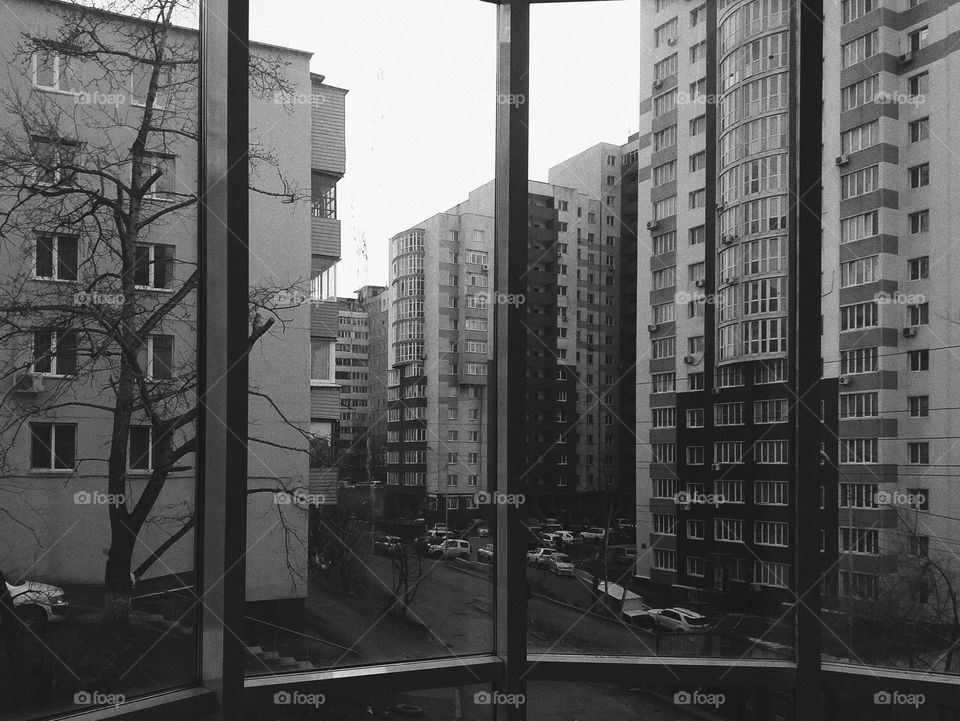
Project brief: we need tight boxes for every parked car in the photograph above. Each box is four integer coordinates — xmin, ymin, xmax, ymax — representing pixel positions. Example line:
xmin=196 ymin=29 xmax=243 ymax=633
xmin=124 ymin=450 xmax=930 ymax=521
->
xmin=538 ymin=532 xmax=559 ymax=549
xmin=469 ymin=518 xmax=490 ymax=537
xmin=428 ymin=538 xmax=471 ymax=560
xmin=526 ymin=547 xmax=558 ymax=567
xmin=597 ymin=581 xmax=652 ymax=627
xmin=614 ymin=518 xmax=636 ymax=531
xmin=373 ymin=535 xmax=404 ymax=557
xmin=580 ymin=527 xmax=606 ymax=543
xmin=478 ymin=543 xmax=495 ymax=563
xmin=3 ymin=579 xmax=68 ymax=629
xmin=546 ymin=553 xmax=575 ymax=577
xmin=553 ymin=530 xmax=582 ymax=548
xmin=541 ymin=522 xmax=562 ymax=534
xmin=648 ymin=607 xmax=711 ymax=633
xmin=428 ymin=523 xmax=448 ymax=533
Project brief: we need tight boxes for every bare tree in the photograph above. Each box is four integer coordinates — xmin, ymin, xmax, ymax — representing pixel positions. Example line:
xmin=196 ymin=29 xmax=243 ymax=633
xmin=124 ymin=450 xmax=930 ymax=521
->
xmin=0 ymin=0 xmax=314 ymax=624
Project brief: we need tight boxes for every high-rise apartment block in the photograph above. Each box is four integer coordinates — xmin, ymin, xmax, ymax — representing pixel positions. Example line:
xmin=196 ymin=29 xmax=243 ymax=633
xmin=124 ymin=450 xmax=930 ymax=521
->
xmin=636 ymin=0 xmax=959 ymax=615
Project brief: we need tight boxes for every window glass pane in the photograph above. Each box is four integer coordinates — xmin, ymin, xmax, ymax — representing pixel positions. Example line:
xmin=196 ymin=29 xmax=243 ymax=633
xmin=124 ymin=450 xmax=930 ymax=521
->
xmin=0 ymin=2 xmax=200 ymax=717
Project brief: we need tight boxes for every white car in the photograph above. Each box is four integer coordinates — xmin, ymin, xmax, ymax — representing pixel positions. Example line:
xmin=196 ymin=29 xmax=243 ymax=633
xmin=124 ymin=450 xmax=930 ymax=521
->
xmin=580 ymin=527 xmax=606 ymax=543
xmin=547 ymin=553 xmax=575 ymax=576
xmin=538 ymin=533 xmax=559 ymax=549
xmin=553 ymin=530 xmax=582 ymax=547
xmin=648 ymin=607 xmax=711 ymax=633
xmin=3 ymin=579 xmax=69 ymax=629
xmin=428 ymin=538 xmax=471 ymax=560
xmin=526 ymin=547 xmax=558 ymax=567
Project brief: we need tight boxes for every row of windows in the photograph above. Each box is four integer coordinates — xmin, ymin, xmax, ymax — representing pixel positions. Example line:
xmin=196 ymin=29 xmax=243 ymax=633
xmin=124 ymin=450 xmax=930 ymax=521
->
xmin=653 ymin=440 xmax=789 ymax=465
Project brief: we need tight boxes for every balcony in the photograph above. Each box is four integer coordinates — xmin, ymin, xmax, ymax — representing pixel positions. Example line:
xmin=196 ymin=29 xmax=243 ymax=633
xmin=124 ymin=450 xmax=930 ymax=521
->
xmin=312 ymin=215 xmax=341 ymax=258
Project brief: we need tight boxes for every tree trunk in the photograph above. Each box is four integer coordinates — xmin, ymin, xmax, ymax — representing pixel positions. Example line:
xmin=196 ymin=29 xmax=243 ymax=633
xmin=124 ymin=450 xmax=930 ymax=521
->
xmin=0 ymin=569 xmax=26 ymax=708
xmin=103 ymin=532 xmax=135 ymax=626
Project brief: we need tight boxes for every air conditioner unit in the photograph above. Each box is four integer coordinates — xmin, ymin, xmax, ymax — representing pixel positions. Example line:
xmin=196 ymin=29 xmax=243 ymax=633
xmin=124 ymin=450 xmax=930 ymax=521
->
xmin=646 ymin=220 xmax=660 ymax=230
xmin=899 ymin=51 xmax=914 ymax=65
xmin=694 ymin=278 xmax=705 ymax=288
xmin=835 ymin=154 xmax=850 ymax=167
xmin=724 ymin=276 xmax=739 ymax=286
xmin=482 ymin=264 xmax=490 ymax=271
xmin=749 ymin=582 xmax=763 ymax=592
xmin=14 ymin=373 xmax=44 ymax=394
xmin=838 ymin=375 xmax=851 ymax=386
xmin=667 ymin=37 xmax=677 ymax=46
xmin=647 ymin=323 xmax=659 ymax=333
xmin=903 ymin=327 xmax=918 ymax=338
xmin=711 ymin=463 xmax=722 ymax=471
xmin=721 ymin=234 xmax=735 ymax=245
xmin=653 ymin=79 xmax=664 ymax=89
xmin=711 ymin=387 xmax=721 ymax=395
xmin=683 ymin=355 xmax=696 ymax=365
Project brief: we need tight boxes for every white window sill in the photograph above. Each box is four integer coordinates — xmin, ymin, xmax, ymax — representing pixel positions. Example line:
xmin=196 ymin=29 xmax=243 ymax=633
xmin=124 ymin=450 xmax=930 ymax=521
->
xmin=310 ymin=380 xmax=338 ymax=388
xmin=135 ymin=286 xmax=175 ymax=293
xmin=29 ymin=468 xmax=75 ymax=475
xmin=31 ymin=277 xmax=78 ymax=284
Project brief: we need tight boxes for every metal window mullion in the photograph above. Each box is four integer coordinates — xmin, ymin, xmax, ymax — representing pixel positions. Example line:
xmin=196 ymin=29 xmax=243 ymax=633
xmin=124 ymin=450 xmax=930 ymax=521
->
xmin=199 ymin=1 xmax=249 ymax=719
xmin=491 ymin=2 xmax=529 ymax=720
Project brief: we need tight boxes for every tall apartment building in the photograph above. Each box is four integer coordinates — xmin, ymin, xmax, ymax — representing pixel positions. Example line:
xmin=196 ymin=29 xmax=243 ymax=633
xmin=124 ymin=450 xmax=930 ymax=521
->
xmin=385 ymin=175 xmax=640 ymax=524
xmin=307 ymin=73 xmax=347 ymax=506
xmin=635 ymin=0 xmax=836 ymax=607
xmin=636 ymin=0 xmax=960 ymax=617
xmin=0 ymin=0 xmax=344 ymax=624
xmin=335 ymin=285 xmax=387 ymax=486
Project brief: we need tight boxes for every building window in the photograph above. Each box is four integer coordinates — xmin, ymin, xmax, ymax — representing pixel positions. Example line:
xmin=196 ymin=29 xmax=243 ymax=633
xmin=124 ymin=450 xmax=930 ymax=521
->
xmin=909 ymin=117 xmax=930 ymax=142
xmin=909 ymin=163 xmax=930 ymax=188
xmin=128 ymin=426 xmax=154 ymax=471
xmin=447 ymin=496 xmax=459 ymax=510
xmin=689 ymin=114 xmax=706 ymax=136
xmin=652 ymin=160 xmax=676 ymax=187
xmin=30 ymin=423 xmax=77 ymax=470
xmin=840 ymin=527 xmax=879 ymax=555
xmin=652 ymin=231 xmax=677 ymax=255
xmin=840 ymin=571 xmax=878 ymax=599
xmin=841 ymin=30 xmax=877 ymax=68
xmin=909 ymin=26 xmax=929 ymax=53
xmin=840 ymin=75 xmax=878 ymax=112
xmin=32 ymin=329 xmax=78 ymax=376
xmin=755 ymin=521 xmax=789 ymax=547
xmin=714 ymin=402 xmax=743 ymax=427
xmin=755 ymin=480 xmax=788 ymax=506
xmin=689 ymin=225 xmax=705 ymax=245
xmin=653 ymin=89 xmax=678 ymax=117
xmin=653 ymin=479 xmax=678 ymax=499
xmin=653 ymin=549 xmax=677 ymax=571
xmin=908 ymin=349 xmax=929 ymax=371
xmin=841 ymin=0 xmax=877 ymax=24
xmin=908 ymin=442 xmax=930 ymax=465
xmin=686 ymin=557 xmax=706 ymax=578
xmin=909 ymin=210 xmax=929 ymax=235
xmin=654 ymin=17 xmax=679 ymax=48
xmin=756 ymin=440 xmax=788 ymax=464
xmin=34 ymin=233 xmax=78 ymax=281
xmin=840 ymin=301 xmax=879 ymax=331
xmin=713 ymin=441 xmax=743 ymax=464
xmin=753 ymin=399 xmax=788 ymax=424
xmin=909 ymin=395 xmax=930 ymax=418
xmin=841 ymin=120 xmax=879 ymax=154
xmin=908 ymin=303 xmax=929 ymax=326
xmin=652 ymin=407 xmax=677 ymax=428
xmin=839 ymin=483 xmax=878 ymax=509
xmin=715 ymin=518 xmax=744 ymax=543
xmin=840 ymin=392 xmax=879 ymax=418
xmin=32 ymin=135 xmax=79 ymax=186
xmin=653 ymin=124 xmax=677 ymax=152
xmin=909 ymin=71 xmax=929 ymax=98
xmin=688 ymin=372 xmax=704 ymax=391
xmin=686 ymin=408 xmax=704 ymax=428
xmin=689 ymin=151 xmax=706 ymax=173
xmin=653 ymin=514 xmax=677 ymax=536
xmin=839 ymin=438 xmax=879 ymax=464
xmin=134 ymin=243 xmax=175 ymax=289
xmin=687 ymin=520 xmax=704 ymax=540
xmin=32 ymin=41 xmax=82 ymax=93
xmin=653 ymin=195 xmax=676 ymax=220
xmin=840 ymin=165 xmax=878 ymax=199
xmin=841 ymin=347 xmax=879 ymax=375
xmin=686 ymin=446 xmax=704 ymax=465
xmin=652 ymin=444 xmax=676 ymax=463
xmin=754 ymin=561 xmax=790 ymax=588
xmin=138 ymin=335 xmax=174 ymax=380
xmin=654 ymin=53 xmax=678 ymax=81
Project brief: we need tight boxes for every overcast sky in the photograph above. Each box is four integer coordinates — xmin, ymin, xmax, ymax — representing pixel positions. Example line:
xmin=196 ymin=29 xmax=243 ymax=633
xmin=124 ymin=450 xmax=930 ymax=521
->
xmin=250 ymin=0 xmax=640 ymax=294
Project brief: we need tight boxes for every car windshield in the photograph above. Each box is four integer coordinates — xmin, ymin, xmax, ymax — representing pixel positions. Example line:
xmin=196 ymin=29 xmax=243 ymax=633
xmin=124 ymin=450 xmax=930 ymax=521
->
xmin=553 ymin=554 xmax=570 ymax=563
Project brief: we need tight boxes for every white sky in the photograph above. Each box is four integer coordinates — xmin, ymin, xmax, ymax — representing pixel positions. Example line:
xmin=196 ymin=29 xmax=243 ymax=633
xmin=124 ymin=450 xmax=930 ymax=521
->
xmin=250 ymin=0 xmax=640 ymax=293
